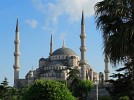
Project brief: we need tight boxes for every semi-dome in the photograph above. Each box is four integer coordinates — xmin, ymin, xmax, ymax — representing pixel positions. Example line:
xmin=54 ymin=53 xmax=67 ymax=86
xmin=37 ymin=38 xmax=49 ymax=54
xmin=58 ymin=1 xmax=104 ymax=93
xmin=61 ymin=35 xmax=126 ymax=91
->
xmin=51 ymin=47 xmax=76 ymax=56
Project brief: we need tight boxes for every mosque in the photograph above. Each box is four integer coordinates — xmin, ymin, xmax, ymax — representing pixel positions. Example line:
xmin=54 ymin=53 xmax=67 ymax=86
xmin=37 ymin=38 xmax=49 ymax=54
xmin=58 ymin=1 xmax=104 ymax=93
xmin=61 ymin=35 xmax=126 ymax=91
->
xmin=13 ymin=12 xmax=110 ymax=88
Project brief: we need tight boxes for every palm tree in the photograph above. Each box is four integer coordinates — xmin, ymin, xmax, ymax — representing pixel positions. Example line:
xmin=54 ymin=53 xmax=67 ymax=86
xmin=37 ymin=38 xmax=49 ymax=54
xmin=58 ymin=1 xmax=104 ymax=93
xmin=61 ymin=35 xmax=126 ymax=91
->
xmin=95 ymin=0 xmax=134 ymax=99
xmin=95 ymin=0 xmax=134 ymax=63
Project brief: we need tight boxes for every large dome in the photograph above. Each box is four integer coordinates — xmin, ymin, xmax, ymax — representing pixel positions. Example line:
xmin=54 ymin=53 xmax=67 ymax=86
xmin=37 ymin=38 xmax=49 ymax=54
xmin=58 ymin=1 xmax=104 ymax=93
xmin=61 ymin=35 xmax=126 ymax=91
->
xmin=51 ymin=47 xmax=76 ymax=56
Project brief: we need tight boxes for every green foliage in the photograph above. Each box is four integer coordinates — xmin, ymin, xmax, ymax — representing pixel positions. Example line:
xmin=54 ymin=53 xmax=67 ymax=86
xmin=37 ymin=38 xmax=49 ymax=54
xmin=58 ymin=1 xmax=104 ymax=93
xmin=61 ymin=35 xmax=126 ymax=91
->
xmin=67 ymin=68 xmax=93 ymax=100
xmin=18 ymin=85 xmax=31 ymax=100
xmin=95 ymin=0 xmax=134 ymax=98
xmin=22 ymin=79 xmax=75 ymax=100
xmin=95 ymin=0 xmax=134 ymax=64
xmin=68 ymin=68 xmax=80 ymax=81
xmin=1 ymin=78 xmax=8 ymax=87
xmin=119 ymin=96 xmax=129 ymax=100
xmin=106 ymin=66 xmax=132 ymax=99
xmin=79 ymin=80 xmax=93 ymax=93
xmin=0 ymin=78 xmax=20 ymax=100
xmin=69 ymin=78 xmax=93 ymax=100
xmin=99 ymin=96 xmax=112 ymax=100
xmin=57 ymin=80 xmax=66 ymax=84
xmin=0 ymin=77 xmax=10 ymax=100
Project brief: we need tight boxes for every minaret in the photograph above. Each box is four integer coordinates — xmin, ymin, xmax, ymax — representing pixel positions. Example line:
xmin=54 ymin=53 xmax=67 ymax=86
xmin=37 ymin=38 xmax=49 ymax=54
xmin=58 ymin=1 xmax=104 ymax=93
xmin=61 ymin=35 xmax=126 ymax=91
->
xmin=62 ymin=40 xmax=66 ymax=48
xmin=13 ymin=17 xmax=20 ymax=88
xmin=104 ymin=54 xmax=110 ymax=81
xmin=80 ymin=11 xmax=87 ymax=80
xmin=49 ymin=34 xmax=53 ymax=55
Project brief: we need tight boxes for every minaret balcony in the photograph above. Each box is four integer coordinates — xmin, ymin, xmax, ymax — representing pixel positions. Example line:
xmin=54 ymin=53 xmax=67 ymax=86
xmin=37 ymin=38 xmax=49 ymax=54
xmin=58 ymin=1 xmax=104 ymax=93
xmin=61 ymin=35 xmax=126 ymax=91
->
xmin=80 ymin=60 xmax=87 ymax=65
xmin=14 ymin=40 xmax=20 ymax=44
xmin=14 ymin=52 xmax=20 ymax=56
xmin=80 ymin=34 xmax=86 ymax=39
xmin=13 ymin=65 xmax=20 ymax=69
xmin=80 ymin=47 xmax=86 ymax=51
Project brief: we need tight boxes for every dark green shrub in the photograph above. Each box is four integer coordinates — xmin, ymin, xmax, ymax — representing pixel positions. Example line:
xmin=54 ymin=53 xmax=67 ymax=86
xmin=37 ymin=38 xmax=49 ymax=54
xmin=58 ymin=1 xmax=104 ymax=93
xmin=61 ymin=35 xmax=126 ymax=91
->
xmin=22 ymin=79 xmax=75 ymax=100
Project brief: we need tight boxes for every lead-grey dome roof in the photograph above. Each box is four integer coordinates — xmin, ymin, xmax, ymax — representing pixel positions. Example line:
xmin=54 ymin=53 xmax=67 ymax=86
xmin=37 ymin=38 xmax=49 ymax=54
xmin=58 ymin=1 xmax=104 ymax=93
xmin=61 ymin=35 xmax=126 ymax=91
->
xmin=51 ymin=47 xmax=76 ymax=56
xmin=39 ymin=57 xmax=45 ymax=61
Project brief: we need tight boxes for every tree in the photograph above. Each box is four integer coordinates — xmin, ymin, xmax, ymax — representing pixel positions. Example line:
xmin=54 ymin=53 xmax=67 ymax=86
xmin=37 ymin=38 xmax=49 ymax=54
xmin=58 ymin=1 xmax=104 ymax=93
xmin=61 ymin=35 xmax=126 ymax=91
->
xmin=1 ymin=77 xmax=8 ymax=87
xmin=95 ymin=0 xmax=134 ymax=99
xmin=104 ymin=62 xmax=133 ymax=99
xmin=0 ymin=77 xmax=10 ymax=100
xmin=95 ymin=0 xmax=134 ymax=63
xmin=69 ymin=78 xmax=93 ymax=100
xmin=22 ymin=79 xmax=75 ymax=100
xmin=20 ymin=84 xmax=30 ymax=96
xmin=68 ymin=68 xmax=80 ymax=81
xmin=0 ymin=78 xmax=24 ymax=100
xmin=78 ymin=80 xmax=93 ymax=100
xmin=67 ymin=68 xmax=93 ymax=100
xmin=0 ymin=78 xmax=19 ymax=100
xmin=9 ymin=88 xmax=20 ymax=100
xmin=108 ymin=73 xmax=131 ymax=99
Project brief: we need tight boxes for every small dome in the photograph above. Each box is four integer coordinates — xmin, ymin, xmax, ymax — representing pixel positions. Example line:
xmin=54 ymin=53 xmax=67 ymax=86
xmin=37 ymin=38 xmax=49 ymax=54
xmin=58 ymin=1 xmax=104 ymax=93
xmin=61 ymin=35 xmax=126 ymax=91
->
xmin=51 ymin=47 xmax=76 ymax=56
xmin=39 ymin=57 xmax=45 ymax=61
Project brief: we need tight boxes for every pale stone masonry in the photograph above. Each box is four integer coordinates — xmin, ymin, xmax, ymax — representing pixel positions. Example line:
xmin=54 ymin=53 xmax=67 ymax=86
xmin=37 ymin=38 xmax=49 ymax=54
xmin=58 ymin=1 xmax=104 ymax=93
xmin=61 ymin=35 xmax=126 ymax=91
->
xmin=80 ymin=11 xmax=87 ymax=80
xmin=13 ymin=18 xmax=20 ymax=88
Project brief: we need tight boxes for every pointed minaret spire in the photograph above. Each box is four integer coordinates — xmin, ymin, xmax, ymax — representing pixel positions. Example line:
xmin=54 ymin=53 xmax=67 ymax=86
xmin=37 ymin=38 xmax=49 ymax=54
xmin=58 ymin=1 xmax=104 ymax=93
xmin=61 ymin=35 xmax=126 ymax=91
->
xmin=81 ymin=11 xmax=84 ymax=25
xmin=80 ymin=11 xmax=87 ymax=80
xmin=16 ymin=17 xmax=19 ymax=32
xmin=49 ymin=34 xmax=53 ymax=55
xmin=62 ymin=39 xmax=66 ymax=48
xmin=81 ymin=11 xmax=85 ymax=35
xmin=32 ymin=65 xmax=33 ymax=71
xmin=13 ymin=17 xmax=20 ymax=88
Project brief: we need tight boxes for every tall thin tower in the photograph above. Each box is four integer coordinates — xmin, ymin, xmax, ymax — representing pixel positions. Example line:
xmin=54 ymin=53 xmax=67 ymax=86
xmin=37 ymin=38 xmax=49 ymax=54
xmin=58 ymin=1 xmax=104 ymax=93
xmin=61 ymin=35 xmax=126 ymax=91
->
xmin=13 ymin=18 xmax=20 ymax=88
xmin=104 ymin=54 xmax=110 ymax=81
xmin=49 ymin=34 xmax=53 ymax=55
xmin=80 ymin=11 xmax=87 ymax=80
xmin=62 ymin=40 xmax=66 ymax=48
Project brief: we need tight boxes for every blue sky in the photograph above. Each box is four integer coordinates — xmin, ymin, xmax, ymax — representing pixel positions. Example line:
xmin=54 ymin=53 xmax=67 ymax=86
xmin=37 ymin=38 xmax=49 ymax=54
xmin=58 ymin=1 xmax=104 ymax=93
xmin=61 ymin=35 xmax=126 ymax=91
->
xmin=0 ymin=0 xmax=117 ymax=86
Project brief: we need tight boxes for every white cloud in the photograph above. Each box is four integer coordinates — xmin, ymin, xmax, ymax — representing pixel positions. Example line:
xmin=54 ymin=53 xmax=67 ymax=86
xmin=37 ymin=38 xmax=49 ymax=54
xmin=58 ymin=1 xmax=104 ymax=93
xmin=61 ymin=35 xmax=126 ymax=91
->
xmin=31 ymin=0 xmax=102 ymax=32
xmin=31 ymin=0 xmax=102 ymax=22
xmin=31 ymin=0 xmax=46 ymax=13
xmin=47 ymin=0 xmax=102 ymax=22
xmin=25 ymin=19 xmax=38 ymax=29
